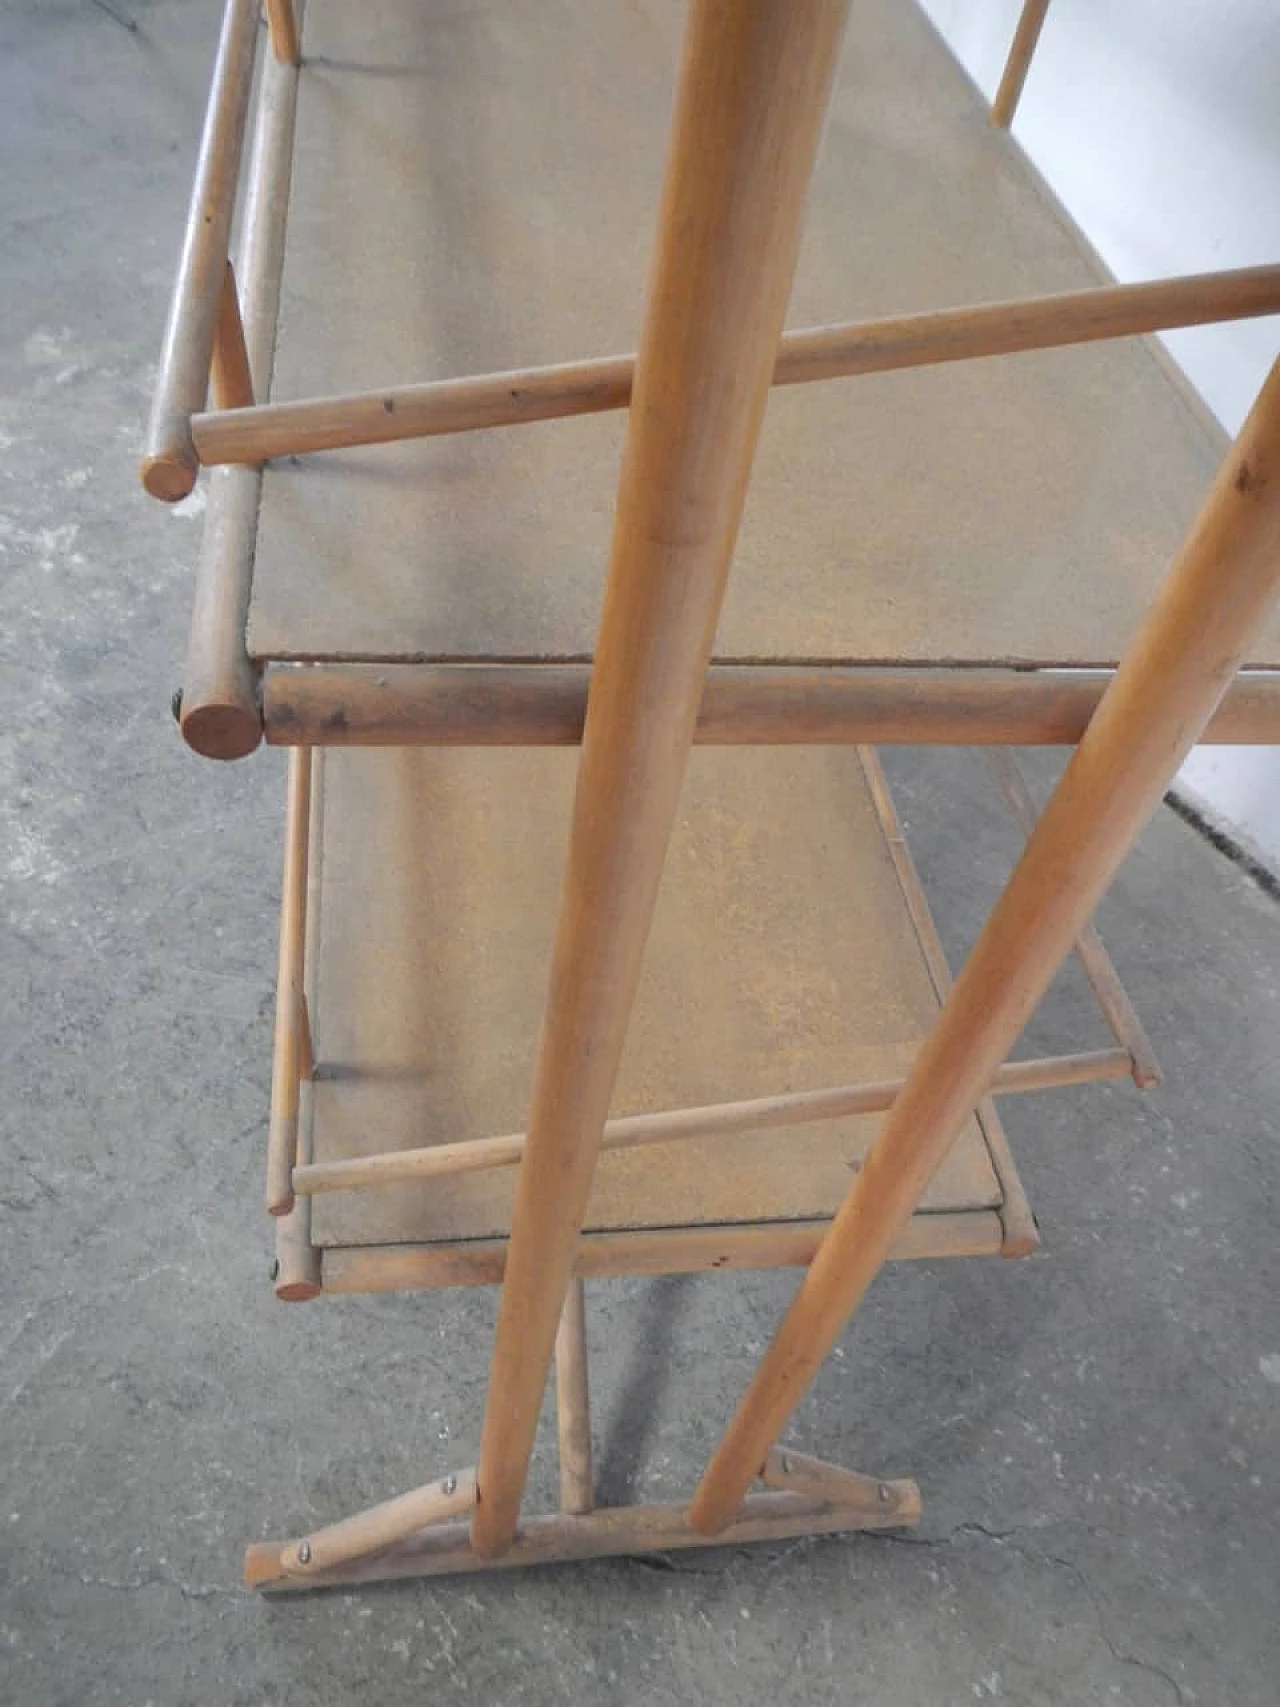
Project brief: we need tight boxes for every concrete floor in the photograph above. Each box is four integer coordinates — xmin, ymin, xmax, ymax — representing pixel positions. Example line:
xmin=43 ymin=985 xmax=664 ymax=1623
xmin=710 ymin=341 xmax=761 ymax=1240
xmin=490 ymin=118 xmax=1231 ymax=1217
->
xmin=2 ymin=5 xmax=1278 ymax=1703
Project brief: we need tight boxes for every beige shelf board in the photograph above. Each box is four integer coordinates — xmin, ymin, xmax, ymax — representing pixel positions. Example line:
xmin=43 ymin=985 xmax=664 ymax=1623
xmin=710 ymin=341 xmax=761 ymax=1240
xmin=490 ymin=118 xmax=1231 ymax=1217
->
xmin=244 ymin=0 xmax=1280 ymax=673
xmin=303 ymin=746 xmax=1019 ymax=1254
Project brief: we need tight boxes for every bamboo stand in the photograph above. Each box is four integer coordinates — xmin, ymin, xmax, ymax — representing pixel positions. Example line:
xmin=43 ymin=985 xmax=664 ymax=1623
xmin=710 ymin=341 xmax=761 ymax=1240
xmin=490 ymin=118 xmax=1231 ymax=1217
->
xmin=143 ymin=0 xmax=1280 ymax=1592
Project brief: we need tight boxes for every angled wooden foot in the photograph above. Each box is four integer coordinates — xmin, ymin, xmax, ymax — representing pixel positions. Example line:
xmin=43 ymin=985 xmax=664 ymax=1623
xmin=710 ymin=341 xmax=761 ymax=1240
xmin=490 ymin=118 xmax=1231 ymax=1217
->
xmin=759 ymin=1446 xmax=920 ymax=1525
xmin=244 ymin=1460 xmax=917 ymax=1593
xmin=247 ymin=1468 xmax=476 ymax=1588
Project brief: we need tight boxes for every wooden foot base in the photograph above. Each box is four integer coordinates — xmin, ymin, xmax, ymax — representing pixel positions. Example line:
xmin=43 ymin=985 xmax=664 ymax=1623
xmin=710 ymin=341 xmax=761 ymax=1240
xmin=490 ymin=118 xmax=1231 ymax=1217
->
xmin=244 ymin=1450 xmax=919 ymax=1593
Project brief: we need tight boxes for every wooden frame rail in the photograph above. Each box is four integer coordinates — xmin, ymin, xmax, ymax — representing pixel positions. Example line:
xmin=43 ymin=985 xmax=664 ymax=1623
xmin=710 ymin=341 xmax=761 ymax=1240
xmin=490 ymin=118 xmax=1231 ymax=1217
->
xmin=290 ymin=1047 xmax=1128 ymax=1200
xmin=177 ymin=6 xmax=304 ymax=761
xmin=261 ymin=663 xmax=1280 ymax=750
xmin=190 ymin=263 xmax=1280 ymax=468
xmin=139 ymin=0 xmax=259 ymax=501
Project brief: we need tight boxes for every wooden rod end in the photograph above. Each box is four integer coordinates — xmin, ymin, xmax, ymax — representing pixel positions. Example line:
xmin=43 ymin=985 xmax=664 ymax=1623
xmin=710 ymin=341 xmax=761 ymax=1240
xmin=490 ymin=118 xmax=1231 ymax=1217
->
xmin=140 ymin=448 xmax=199 ymax=504
xmin=274 ymin=1270 xmax=321 ymax=1304
xmin=179 ymin=696 xmax=262 ymax=761
xmin=243 ymin=1544 xmax=286 ymax=1589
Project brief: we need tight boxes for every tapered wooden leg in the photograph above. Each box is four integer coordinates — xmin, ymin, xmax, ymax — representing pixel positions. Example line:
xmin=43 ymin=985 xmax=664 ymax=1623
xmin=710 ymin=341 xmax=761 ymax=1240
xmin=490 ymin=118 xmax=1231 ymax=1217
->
xmin=690 ymin=357 xmax=1280 ymax=1535
xmin=470 ymin=0 xmax=852 ymax=1558
xmin=555 ymin=1281 xmax=594 ymax=1516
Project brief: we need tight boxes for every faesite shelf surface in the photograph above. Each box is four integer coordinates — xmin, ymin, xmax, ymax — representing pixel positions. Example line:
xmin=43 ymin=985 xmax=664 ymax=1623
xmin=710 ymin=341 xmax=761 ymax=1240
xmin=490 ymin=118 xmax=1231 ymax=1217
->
xmin=245 ymin=0 xmax=1280 ymax=675
xmin=301 ymin=745 xmax=1019 ymax=1257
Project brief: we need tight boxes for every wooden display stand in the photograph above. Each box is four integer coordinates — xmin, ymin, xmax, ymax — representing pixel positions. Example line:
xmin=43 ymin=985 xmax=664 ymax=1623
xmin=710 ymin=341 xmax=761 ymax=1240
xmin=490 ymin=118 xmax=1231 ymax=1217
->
xmin=143 ymin=0 xmax=1280 ymax=1592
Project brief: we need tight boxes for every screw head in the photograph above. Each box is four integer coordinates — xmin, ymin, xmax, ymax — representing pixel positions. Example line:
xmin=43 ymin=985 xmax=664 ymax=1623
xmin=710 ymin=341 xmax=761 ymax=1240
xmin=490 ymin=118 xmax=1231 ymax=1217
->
xmin=878 ymin=1483 xmax=893 ymax=1505
xmin=442 ymin=1474 xmax=458 ymax=1496
xmin=269 ymin=1258 xmax=280 ymax=1282
xmin=296 ymin=1540 xmax=311 ymax=1565
xmin=779 ymin=1453 xmax=792 ymax=1475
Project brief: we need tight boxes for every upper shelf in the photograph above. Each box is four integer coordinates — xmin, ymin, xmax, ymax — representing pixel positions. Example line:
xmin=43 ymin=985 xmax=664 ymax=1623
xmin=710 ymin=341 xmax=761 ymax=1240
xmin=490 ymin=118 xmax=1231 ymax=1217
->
xmin=244 ymin=0 xmax=1280 ymax=672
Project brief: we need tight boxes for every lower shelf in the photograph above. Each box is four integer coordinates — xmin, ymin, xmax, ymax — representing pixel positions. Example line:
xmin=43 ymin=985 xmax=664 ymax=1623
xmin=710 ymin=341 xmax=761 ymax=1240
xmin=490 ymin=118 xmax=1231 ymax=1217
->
xmin=271 ymin=743 xmax=1086 ymax=1289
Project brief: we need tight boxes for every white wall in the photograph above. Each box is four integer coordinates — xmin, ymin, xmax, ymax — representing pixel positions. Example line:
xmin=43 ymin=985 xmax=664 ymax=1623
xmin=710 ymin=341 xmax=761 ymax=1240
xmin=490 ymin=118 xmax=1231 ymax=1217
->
xmin=919 ymin=0 xmax=1280 ymax=873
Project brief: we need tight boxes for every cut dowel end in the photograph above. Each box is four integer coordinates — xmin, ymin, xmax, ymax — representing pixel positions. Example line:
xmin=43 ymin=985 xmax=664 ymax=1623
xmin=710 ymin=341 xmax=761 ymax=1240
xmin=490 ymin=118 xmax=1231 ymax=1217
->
xmin=243 ymin=1543 xmax=288 ymax=1590
xmin=274 ymin=1273 xmax=321 ymax=1303
xmin=180 ymin=697 xmax=262 ymax=761
xmin=140 ymin=448 xmax=199 ymax=503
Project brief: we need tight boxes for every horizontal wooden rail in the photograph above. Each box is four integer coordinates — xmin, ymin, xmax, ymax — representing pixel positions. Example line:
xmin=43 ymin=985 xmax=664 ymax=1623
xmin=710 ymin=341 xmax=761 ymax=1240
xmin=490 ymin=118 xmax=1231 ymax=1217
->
xmin=262 ymin=662 xmax=1280 ymax=749
xmin=192 ymin=263 xmax=1280 ymax=468
xmin=292 ymin=1047 xmax=1130 ymax=1198
xmin=318 ymin=1211 xmax=1009 ymax=1296
xmin=140 ymin=0 xmax=259 ymax=501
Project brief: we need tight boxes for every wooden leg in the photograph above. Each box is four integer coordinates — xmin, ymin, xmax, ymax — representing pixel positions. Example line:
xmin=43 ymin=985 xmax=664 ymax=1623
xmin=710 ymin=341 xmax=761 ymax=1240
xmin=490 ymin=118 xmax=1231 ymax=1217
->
xmin=985 ymin=750 xmax=1161 ymax=1088
xmin=689 ymin=357 xmax=1280 ymax=1535
xmin=266 ymin=746 xmax=311 ymax=1216
xmin=554 ymin=1280 xmax=594 ymax=1516
xmin=991 ymin=0 xmax=1052 ymax=128
xmin=470 ymin=0 xmax=852 ymax=1559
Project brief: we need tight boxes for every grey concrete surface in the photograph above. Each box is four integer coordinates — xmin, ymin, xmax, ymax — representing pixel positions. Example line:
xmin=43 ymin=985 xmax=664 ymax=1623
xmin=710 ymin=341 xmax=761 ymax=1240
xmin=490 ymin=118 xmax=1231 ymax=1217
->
xmin=2 ymin=4 xmax=1277 ymax=1703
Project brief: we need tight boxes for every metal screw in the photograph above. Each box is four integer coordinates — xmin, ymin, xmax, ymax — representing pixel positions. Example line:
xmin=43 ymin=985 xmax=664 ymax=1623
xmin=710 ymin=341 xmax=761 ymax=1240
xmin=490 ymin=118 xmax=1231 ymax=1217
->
xmin=442 ymin=1474 xmax=458 ymax=1496
xmin=779 ymin=1453 xmax=792 ymax=1475
xmin=878 ymin=1483 xmax=893 ymax=1505
xmin=170 ymin=688 xmax=183 ymax=724
xmin=297 ymin=1540 xmax=311 ymax=1564
xmin=269 ymin=1258 xmax=280 ymax=1282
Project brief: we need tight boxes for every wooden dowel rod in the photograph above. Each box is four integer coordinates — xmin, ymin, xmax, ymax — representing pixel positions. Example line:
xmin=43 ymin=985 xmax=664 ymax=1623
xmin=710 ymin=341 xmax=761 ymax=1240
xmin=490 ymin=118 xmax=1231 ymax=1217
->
xmin=279 ymin=1469 xmax=477 ymax=1579
xmin=689 ymin=356 xmax=1280 ymax=1538
xmin=262 ymin=662 xmax=1280 ymax=750
xmin=986 ymin=750 xmax=1162 ymax=1089
xmin=139 ymin=0 xmax=259 ymax=501
xmin=857 ymin=746 xmax=1039 ymax=1258
xmin=209 ymin=260 xmax=255 ymax=411
xmin=192 ymin=263 xmax=1280 ymax=467
xmin=291 ymin=1047 xmax=1131 ymax=1199
xmin=991 ymin=0 xmax=1052 ymax=128
xmin=554 ymin=1281 xmax=595 ymax=1516
xmin=246 ymin=1479 xmax=917 ymax=1592
xmin=179 ymin=6 xmax=303 ymax=760
xmin=264 ymin=0 xmax=299 ymax=65
xmin=472 ymin=0 xmax=853 ymax=1562
xmin=273 ymin=745 xmax=321 ymax=1301
xmin=318 ymin=1210 xmax=1009 ymax=1299
xmin=265 ymin=746 xmax=312 ymax=1215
